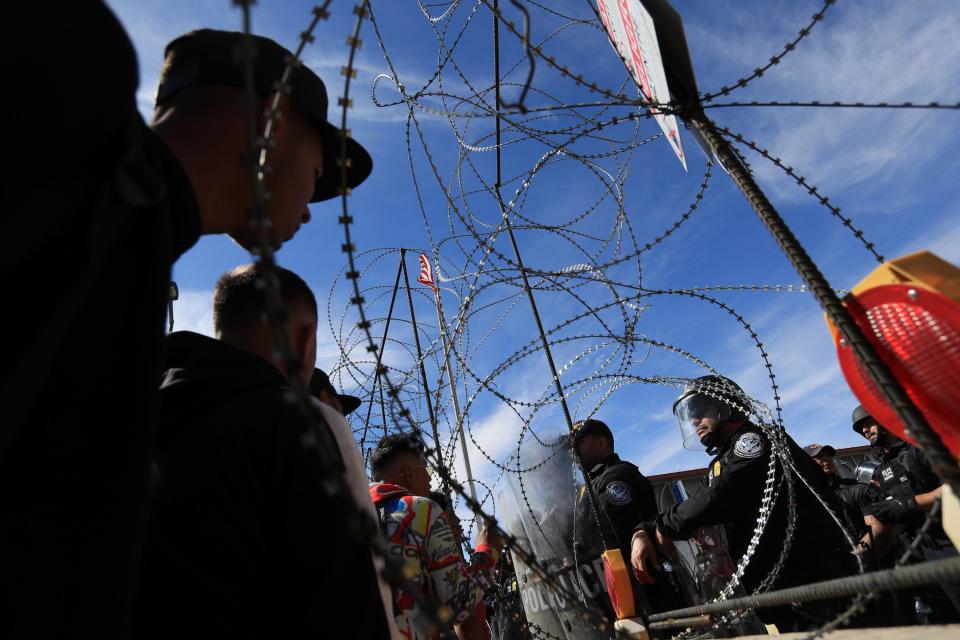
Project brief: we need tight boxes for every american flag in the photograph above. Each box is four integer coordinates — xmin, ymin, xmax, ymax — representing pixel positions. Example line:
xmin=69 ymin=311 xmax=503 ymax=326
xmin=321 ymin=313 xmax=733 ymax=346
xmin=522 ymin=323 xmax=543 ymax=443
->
xmin=416 ymin=253 xmax=438 ymax=292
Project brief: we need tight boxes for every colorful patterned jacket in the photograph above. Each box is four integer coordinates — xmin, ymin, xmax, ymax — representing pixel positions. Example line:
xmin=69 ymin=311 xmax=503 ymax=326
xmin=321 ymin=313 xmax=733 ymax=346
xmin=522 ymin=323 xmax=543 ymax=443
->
xmin=369 ymin=483 xmax=498 ymax=640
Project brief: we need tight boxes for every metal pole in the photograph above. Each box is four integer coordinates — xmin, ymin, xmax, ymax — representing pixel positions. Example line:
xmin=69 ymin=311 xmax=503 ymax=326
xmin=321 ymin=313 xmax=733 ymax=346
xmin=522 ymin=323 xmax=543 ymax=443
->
xmin=688 ymin=109 xmax=960 ymax=495
xmin=492 ymin=0 xmax=618 ymax=550
xmin=363 ymin=250 xmax=405 ymax=441
xmin=648 ymin=556 xmax=960 ymax=622
xmin=433 ymin=286 xmax=478 ymax=508
xmin=401 ymin=255 xmax=447 ymax=495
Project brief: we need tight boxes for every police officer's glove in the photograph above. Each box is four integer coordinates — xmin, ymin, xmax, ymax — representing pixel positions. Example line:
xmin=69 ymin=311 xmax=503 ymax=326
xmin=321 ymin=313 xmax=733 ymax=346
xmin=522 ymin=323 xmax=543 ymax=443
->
xmin=867 ymin=497 xmax=918 ymax=524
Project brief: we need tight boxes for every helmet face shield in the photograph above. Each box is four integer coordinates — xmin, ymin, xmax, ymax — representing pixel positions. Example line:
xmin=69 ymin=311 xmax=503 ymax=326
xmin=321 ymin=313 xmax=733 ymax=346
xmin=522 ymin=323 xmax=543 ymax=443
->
xmin=674 ymin=393 xmax=729 ymax=450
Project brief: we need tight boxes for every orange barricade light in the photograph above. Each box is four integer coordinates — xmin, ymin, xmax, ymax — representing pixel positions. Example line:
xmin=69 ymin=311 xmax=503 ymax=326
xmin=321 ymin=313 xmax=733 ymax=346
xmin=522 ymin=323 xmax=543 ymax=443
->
xmin=602 ymin=548 xmax=637 ymax=620
xmin=827 ymin=251 xmax=960 ymax=458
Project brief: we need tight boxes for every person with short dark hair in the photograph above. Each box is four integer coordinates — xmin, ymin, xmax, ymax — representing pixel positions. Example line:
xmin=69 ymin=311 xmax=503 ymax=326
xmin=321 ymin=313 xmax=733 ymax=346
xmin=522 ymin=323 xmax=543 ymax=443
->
xmin=137 ymin=264 xmax=395 ymax=638
xmin=802 ymin=443 xmax=892 ymax=558
xmin=570 ymin=418 xmax=684 ymax=623
xmin=369 ymin=433 xmax=504 ymax=640
xmin=1 ymin=7 xmax=373 ymax=635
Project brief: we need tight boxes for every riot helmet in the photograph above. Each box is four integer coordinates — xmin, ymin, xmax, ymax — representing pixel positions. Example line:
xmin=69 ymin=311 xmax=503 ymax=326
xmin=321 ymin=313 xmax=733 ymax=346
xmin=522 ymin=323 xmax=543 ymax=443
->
xmin=672 ymin=375 xmax=746 ymax=451
xmin=851 ymin=405 xmax=891 ymax=447
xmin=851 ymin=405 xmax=873 ymax=435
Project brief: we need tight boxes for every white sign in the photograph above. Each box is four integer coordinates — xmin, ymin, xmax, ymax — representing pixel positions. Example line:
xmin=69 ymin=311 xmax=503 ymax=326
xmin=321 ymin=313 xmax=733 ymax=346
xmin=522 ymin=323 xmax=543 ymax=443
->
xmin=596 ymin=0 xmax=687 ymax=171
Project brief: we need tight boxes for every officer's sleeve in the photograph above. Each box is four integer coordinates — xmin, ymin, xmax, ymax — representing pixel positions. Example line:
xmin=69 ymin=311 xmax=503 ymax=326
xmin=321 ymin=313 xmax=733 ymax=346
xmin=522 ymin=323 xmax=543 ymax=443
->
xmin=657 ymin=433 xmax=770 ymax=539
xmin=424 ymin=504 xmax=497 ymax=626
xmin=850 ymin=484 xmax=881 ymax=514
xmin=908 ymin=446 xmax=941 ymax=493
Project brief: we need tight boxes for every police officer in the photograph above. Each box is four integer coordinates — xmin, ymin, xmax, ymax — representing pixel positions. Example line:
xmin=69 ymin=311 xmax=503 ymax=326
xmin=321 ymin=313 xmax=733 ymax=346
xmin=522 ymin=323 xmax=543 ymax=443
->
xmin=803 ymin=443 xmax=892 ymax=559
xmin=571 ymin=419 xmax=687 ymax=621
xmin=631 ymin=376 xmax=857 ymax=632
xmin=852 ymin=406 xmax=960 ymax=619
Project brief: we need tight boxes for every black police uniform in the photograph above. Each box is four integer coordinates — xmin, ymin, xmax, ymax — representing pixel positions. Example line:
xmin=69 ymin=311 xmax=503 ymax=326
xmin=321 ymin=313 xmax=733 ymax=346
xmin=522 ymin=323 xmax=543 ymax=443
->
xmin=826 ymin=474 xmax=879 ymax=538
xmin=869 ymin=440 xmax=960 ymax=618
xmin=573 ymin=453 xmax=686 ymax=620
xmin=647 ymin=423 xmax=857 ymax=631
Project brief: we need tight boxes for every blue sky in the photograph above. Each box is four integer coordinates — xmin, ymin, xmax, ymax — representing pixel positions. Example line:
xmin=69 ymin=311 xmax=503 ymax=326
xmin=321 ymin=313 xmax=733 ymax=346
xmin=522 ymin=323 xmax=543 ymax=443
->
xmin=109 ymin=0 xmax=960 ymax=517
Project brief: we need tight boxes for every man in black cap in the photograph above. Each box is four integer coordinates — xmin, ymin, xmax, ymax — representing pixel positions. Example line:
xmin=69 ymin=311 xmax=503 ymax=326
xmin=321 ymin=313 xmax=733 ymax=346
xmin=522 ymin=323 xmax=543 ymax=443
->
xmin=571 ymin=418 xmax=686 ymax=623
xmin=803 ymin=443 xmax=893 ymax=562
xmin=1 ymin=5 xmax=373 ymax=636
xmin=852 ymin=406 xmax=960 ymax=619
xmin=631 ymin=376 xmax=857 ymax=632
xmin=138 ymin=264 xmax=395 ymax=638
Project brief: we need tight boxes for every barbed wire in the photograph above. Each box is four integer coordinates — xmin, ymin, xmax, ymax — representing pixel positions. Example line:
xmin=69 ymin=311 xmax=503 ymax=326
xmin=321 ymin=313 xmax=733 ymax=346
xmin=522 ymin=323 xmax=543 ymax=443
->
xmin=698 ymin=0 xmax=839 ymax=102
xmin=221 ymin=0 xmax=960 ymax=637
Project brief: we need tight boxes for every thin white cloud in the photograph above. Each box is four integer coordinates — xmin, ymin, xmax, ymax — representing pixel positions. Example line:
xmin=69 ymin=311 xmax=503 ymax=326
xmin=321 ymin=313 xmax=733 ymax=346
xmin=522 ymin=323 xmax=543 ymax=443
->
xmin=169 ymin=289 xmax=215 ymax=336
xmin=695 ymin=0 xmax=960 ymax=204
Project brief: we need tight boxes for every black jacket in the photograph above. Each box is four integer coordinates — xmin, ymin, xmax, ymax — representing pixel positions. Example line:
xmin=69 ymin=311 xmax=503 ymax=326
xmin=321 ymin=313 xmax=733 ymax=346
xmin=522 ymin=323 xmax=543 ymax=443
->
xmin=1 ymin=3 xmax=201 ymax=635
xmin=828 ymin=474 xmax=879 ymax=538
xmin=875 ymin=440 xmax=949 ymax=543
xmin=651 ymin=423 xmax=855 ymax=595
xmin=573 ymin=453 xmax=686 ymax=616
xmin=136 ymin=331 xmax=391 ymax=638
xmin=574 ymin=453 xmax=658 ymax=560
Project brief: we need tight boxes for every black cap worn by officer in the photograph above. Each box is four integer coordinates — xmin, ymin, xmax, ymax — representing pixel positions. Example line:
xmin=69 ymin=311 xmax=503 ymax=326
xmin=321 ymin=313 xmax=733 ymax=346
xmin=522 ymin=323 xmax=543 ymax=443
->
xmin=635 ymin=375 xmax=855 ymax=631
xmin=803 ymin=442 xmax=878 ymax=540
xmin=570 ymin=419 xmax=681 ymax=616
xmin=572 ymin=419 xmax=657 ymax=561
xmin=157 ymin=29 xmax=373 ymax=203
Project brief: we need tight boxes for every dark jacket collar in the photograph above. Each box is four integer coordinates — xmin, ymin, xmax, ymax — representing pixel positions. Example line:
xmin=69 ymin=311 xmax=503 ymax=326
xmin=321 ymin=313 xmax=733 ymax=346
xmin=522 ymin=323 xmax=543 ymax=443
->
xmin=882 ymin=439 xmax=910 ymax=461
xmin=589 ymin=452 xmax=622 ymax=477
xmin=157 ymin=332 xmax=290 ymax=444
xmin=162 ymin=331 xmax=288 ymax=391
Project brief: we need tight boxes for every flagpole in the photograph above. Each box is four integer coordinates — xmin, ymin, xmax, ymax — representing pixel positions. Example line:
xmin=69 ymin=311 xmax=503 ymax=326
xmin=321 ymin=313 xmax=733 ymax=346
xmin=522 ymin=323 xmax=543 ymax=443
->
xmin=424 ymin=259 xmax=480 ymax=518
xmin=401 ymin=256 xmax=447 ymax=500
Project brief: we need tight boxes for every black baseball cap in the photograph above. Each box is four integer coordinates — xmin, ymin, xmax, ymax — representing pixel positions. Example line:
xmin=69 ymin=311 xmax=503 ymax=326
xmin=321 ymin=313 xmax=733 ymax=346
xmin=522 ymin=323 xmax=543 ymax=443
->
xmin=803 ymin=443 xmax=836 ymax=458
xmin=309 ymin=368 xmax=362 ymax=416
xmin=572 ymin=419 xmax=614 ymax=444
xmin=156 ymin=29 xmax=372 ymax=202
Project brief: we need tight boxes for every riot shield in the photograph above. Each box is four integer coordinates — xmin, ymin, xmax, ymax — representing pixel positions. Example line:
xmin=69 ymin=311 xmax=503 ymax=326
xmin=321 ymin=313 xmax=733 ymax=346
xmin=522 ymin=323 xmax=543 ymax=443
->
xmin=668 ymin=482 xmax=768 ymax=637
xmin=499 ymin=431 xmax=608 ymax=640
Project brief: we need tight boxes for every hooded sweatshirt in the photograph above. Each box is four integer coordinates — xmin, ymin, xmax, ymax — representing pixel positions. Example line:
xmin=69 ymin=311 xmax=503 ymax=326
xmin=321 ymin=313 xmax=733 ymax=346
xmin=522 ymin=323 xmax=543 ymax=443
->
xmin=136 ymin=331 xmax=392 ymax=639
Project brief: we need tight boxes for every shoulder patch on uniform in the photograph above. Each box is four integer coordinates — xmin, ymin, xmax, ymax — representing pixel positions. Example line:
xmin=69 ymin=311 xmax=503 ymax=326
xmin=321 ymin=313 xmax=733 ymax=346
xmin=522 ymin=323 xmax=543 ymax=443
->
xmin=605 ymin=480 xmax=632 ymax=506
xmin=733 ymin=432 xmax=764 ymax=459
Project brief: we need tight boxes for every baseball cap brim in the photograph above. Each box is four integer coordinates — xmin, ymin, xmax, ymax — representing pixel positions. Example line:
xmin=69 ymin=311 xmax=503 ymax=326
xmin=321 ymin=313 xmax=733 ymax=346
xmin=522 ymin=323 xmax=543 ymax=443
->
xmin=339 ymin=393 xmax=362 ymax=416
xmin=312 ymin=122 xmax=373 ymax=203
xmin=157 ymin=29 xmax=373 ymax=204
xmin=803 ymin=444 xmax=836 ymax=457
